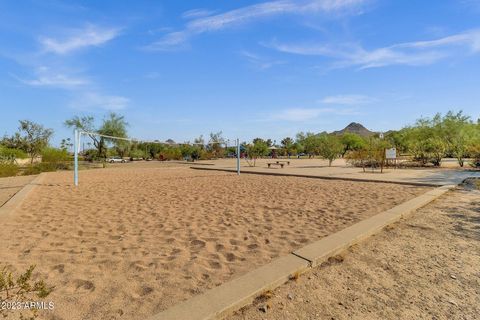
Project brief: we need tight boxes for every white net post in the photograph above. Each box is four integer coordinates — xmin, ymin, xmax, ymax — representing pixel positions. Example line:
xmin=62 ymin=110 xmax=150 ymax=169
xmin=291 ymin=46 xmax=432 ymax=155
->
xmin=74 ymin=129 xmax=79 ymax=186
xmin=236 ymin=138 xmax=240 ymax=175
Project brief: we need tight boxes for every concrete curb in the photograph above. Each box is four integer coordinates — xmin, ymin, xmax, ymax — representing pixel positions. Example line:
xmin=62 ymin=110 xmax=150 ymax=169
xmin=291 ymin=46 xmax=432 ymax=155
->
xmin=293 ymin=184 xmax=455 ymax=266
xmin=0 ymin=173 xmax=46 ymax=219
xmin=190 ymin=166 xmax=440 ymax=187
xmin=149 ymin=184 xmax=454 ymax=320
xmin=151 ymin=255 xmax=309 ymax=320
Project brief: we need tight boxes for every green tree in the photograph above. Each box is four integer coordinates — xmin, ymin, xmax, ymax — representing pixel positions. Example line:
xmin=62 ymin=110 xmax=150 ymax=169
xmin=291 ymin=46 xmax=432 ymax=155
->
xmin=208 ymin=131 xmax=226 ymax=158
xmin=194 ymin=135 xmax=205 ymax=148
xmin=340 ymin=133 xmax=366 ymax=157
xmin=13 ymin=120 xmax=54 ymax=164
xmin=60 ymin=138 xmax=73 ymax=152
xmin=298 ymin=132 xmax=321 ymax=157
xmin=246 ymin=139 xmax=269 ymax=166
xmin=402 ymin=115 xmax=447 ymax=166
xmin=65 ymin=113 xmax=128 ymax=160
xmin=281 ymin=137 xmax=294 ymax=157
xmin=440 ymin=111 xmax=473 ymax=167
xmin=318 ymin=134 xmax=344 ymax=166
xmin=467 ymin=126 xmax=480 ymax=167
xmin=384 ymin=130 xmax=409 ymax=154
xmin=64 ymin=115 xmax=104 ymax=158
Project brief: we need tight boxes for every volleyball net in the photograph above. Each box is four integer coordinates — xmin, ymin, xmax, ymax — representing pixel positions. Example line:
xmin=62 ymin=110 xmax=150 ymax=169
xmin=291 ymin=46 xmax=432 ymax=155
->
xmin=73 ymin=129 xmax=240 ymax=186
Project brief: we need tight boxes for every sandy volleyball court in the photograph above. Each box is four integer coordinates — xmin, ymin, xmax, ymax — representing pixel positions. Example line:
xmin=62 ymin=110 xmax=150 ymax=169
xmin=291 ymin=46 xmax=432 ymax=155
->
xmin=0 ymin=166 xmax=429 ymax=320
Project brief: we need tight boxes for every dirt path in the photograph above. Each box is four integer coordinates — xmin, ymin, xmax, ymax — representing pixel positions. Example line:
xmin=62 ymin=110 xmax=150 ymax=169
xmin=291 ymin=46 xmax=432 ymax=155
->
xmin=231 ymin=188 xmax=480 ymax=320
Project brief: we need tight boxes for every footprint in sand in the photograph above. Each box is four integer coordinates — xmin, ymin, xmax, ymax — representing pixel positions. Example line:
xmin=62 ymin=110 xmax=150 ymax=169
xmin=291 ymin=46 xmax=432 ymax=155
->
xmin=138 ymin=285 xmax=154 ymax=296
xmin=66 ymin=279 xmax=95 ymax=294
xmin=190 ymin=239 xmax=206 ymax=250
xmin=171 ymin=248 xmax=182 ymax=255
xmin=229 ymin=239 xmax=240 ymax=245
xmin=52 ymin=264 xmax=65 ymax=274
xmin=224 ymin=252 xmax=236 ymax=262
xmin=129 ymin=261 xmax=148 ymax=272
xmin=208 ymin=260 xmax=221 ymax=269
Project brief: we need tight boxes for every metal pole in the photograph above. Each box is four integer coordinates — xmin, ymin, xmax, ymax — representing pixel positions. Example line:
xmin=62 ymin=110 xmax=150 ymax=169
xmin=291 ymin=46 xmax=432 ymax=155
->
xmin=74 ymin=129 xmax=79 ymax=186
xmin=236 ymin=138 xmax=240 ymax=175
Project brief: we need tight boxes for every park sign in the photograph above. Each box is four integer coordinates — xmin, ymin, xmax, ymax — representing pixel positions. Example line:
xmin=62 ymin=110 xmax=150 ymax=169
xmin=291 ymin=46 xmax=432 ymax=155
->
xmin=386 ymin=148 xmax=396 ymax=159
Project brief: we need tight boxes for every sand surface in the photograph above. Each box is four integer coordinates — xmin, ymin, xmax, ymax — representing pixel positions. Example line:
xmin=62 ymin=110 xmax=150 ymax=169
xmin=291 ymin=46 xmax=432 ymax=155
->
xmin=232 ymin=187 xmax=480 ymax=320
xmin=0 ymin=165 xmax=429 ymax=320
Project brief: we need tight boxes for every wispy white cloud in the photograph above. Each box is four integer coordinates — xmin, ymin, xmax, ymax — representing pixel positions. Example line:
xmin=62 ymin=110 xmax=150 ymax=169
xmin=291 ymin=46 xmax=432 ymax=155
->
xmin=12 ymin=66 xmax=88 ymax=88
xmin=146 ymin=0 xmax=368 ymax=51
xmin=40 ymin=24 xmax=120 ymax=54
xmin=266 ymin=28 xmax=480 ymax=69
xmin=182 ymin=8 xmax=216 ymax=19
xmin=9 ymin=24 xmax=128 ymax=111
xmin=240 ymin=50 xmax=285 ymax=70
xmin=70 ymin=92 xmax=129 ymax=111
xmin=148 ymin=32 xmax=190 ymax=51
xmin=271 ymin=107 xmax=358 ymax=121
xmin=391 ymin=29 xmax=480 ymax=52
xmin=319 ymin=94 xmax=375 ymax=105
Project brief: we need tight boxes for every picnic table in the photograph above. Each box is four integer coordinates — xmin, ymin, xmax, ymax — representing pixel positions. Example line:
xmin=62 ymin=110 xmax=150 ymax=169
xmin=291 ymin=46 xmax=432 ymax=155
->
xmin=267 ymin=162 xmax=284 ymax=168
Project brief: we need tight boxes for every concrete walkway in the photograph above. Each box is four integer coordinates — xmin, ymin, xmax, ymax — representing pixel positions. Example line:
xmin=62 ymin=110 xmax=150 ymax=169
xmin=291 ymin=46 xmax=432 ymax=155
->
xmin=0 ymin=175 xmax=37 ymax=207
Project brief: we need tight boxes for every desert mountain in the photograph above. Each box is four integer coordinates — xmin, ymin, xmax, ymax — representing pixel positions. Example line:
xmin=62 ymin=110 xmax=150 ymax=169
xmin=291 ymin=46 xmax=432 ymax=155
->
xmin=332 ymin=122 xmax=375 ymax=137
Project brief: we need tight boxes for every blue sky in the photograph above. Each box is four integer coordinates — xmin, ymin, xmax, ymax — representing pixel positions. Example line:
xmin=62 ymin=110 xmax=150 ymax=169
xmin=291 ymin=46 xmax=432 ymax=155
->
xmin=1 ymin=0 xmax=480 ymax=145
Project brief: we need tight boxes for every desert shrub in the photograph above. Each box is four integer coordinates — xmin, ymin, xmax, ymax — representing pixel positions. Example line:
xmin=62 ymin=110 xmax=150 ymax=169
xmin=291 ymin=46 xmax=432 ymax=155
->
xmin=159 ymin=147 xmax=182 ymax=160
xmin=0 ymin=146 xmax=28 ymax=161
xmin=0 ymin=264 xmax=53 ymax=319
xmin=22 ymin=162 xmax=58 ymax=175
xmin=128 ymin=148 xmax=145 ymax=160
xmin=345 ymin=138 xmax=390 ymax=172
xmin=41 ymin=147 xmax=68 ymax=163
xmin=199 ymin=150 xmax=215 ymax=160
xmin=0 ymin=163 xmax=19 ymax=177
xmin=345 ymin=149 xmax=369 ymax=171
xmin=83 ymin=149 xmax=100 ymax=161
